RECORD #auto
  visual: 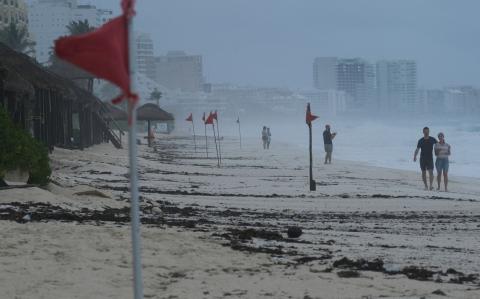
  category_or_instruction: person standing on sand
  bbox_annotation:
[266,128,271,149]
[414,127,437,190]
[434,132,451,192]
[261,126,268,149]
[323,124,336,164]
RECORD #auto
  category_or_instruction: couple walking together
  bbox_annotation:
[414,127,451,191]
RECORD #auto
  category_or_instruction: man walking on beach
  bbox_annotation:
[323,124,336,164]
[414,127,437,190]
[261,126,268,149]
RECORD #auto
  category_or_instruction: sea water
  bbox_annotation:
[248,119,480,179]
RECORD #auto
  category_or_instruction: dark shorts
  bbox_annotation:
[435,158,449,173]
[420,156,434,171]
[324,144,333,153]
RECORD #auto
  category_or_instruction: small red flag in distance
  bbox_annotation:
[186,113,193,122]
[306,103,318,125]
[205,112,214,125]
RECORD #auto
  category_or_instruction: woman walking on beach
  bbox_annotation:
[434,132,451,192]
[261,126,268,149]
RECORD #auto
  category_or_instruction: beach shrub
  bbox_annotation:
[0,106,51,185]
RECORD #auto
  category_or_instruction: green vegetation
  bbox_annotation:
[0,106,51,186]
[0,22,35,54]
[66,19,95,36]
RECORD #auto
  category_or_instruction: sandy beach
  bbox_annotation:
[1,135,480,299]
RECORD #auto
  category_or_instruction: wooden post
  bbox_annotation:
[309,122,316,191]
[147,120,152,147]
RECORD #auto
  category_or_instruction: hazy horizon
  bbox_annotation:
[81,0,480,90]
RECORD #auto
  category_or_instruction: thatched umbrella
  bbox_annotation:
[136,103,174,146]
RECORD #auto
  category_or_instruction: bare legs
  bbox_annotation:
[422,170,434,190]
[436,171,441,190]
[436,170,449,192]
[324,152,332,164]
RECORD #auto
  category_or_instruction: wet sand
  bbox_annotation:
[1,135,480,298]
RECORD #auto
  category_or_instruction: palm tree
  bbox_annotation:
[50,20,97,91]
[0,22,35,54]
[66,19,95,36]
[150,88,162,106]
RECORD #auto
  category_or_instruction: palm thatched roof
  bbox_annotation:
[137,103,174,121]
[0,42,104,109]
[103,103,128,121]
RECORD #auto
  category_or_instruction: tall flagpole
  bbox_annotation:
[192,120,197,153]
[127,14,144,299]
[237,117,242,149]
[204,122,208,158]
[215,117,222,164]
[212,123,220,167]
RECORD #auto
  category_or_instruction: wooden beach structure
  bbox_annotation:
[0,42,123,150]
[137,103,175,146]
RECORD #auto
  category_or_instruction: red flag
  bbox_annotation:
[306,103,318,125]
[212,110,218,121]
[205,112,214,125]
[54,0,137,107]
[186,113,193,122]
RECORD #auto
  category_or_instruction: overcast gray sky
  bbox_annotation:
[97,0,479,89]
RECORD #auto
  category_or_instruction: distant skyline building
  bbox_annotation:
[313,57,375,111]
[0,0,29,30]
[444,86,480,115]
[135,32,156,81]
[28,0,113,63]
[313,57,337,90]
[301,89,347,117]
[376,60,417,113]
[155,51,204,92]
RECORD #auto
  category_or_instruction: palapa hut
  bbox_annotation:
[0,42,122,150]
[137,103,175,132]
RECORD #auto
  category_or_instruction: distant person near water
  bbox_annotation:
[434,132,451,192]
[266,128,271,149]
[323,124,337,164]
[414,127,437,190]
[262,126,268,149]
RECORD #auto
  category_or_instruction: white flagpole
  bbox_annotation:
[237,117,242,149]
[215,117,222,165]
[127,14,144,299]
[192,119,197,153]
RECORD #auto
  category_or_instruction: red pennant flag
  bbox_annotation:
[306,103,318,125]
[205,112,214,125]
[54,0,137,108]
[212,110,218,121]
[186,113,193,122]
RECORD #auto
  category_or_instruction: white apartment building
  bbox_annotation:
[300,90,347,117]
[135,32,156,81]
[313,57,375,111]
[28,0,113,63]
[0,0,29,30]
[155,51,204,92]
[376,60,417,113]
